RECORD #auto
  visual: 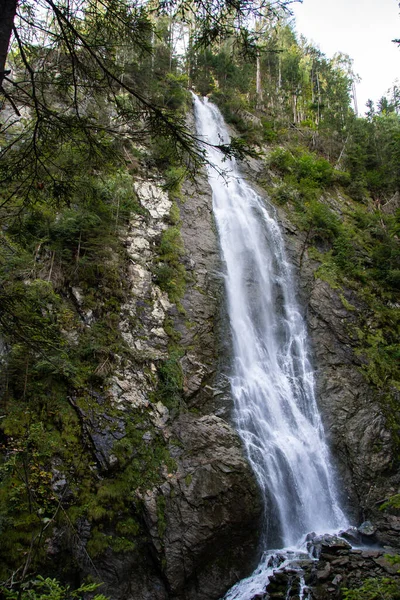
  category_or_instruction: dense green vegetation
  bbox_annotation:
[0,2,194,590]
[192,13,400,599]
[0,146,183,586]
[0,0,399,597]
[188,12,400,445]
[343,575,400,600]
[1,577,108,600]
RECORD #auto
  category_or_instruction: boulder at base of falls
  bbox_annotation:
[143,412,263,600]
[264,545,400,600]
[357,520,377,537]
[338,526,362,545]
[306,533,351,558]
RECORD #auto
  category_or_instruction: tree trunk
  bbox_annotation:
[352,80,358,115]
[0,0,17,87]
[277,54,282,91]
[169,18,173,71]
[256,53,263,109]
[316,71,321,126]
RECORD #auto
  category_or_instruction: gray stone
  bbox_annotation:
[358,521,377,536]
[143,413,263,598]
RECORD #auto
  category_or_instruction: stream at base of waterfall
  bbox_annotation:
[191,94,350,600]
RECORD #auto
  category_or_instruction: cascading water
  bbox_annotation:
[191,94,348,599]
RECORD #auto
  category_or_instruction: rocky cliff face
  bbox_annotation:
[79,169,263,600]
[136,172,262,599]
[238,153,400,548]
[141,153,400,598]
[279,214,400,546]
[40,140,398,600]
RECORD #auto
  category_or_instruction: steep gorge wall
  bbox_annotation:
[279,210,400,544]
[137,148,400,598]
[2,117,398,600]
[237,149,399,537]
[115,151,400,598]
[81,167,263,600]
[138,171,263,600]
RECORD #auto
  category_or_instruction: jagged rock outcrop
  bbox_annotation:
[240,156,400,547]
[80,173,262,600]
[47,138,397,600]
[144,413,262,599]
[264,536,400,600]
[281,219,400,543]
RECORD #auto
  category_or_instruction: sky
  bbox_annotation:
[291,0,400,115]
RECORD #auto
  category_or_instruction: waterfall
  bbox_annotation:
[191,95,348,598]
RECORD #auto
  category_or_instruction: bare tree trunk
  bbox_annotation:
[0,0,17,87]
[311,64,315,104]
[316,71,321,126]
[169,18,173,71]
[277,54,282,92]
[352,80,358,115]
[186,21,191,86]
[256,53,263,109]
[335,135,349,170]
[151,29,155,74]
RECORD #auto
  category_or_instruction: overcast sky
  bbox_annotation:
[291,0,400,115]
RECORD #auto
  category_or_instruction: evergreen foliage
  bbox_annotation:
[0,0,399,595]
[1,576,108,600]
[343,576,400,600]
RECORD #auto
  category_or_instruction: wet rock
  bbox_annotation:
[358,520,377,536]
[143,413,263,599]
[173,172,223,414]
[373,554,400,575]
[332,574,343,586]
[339,526,362,545]
[282,221,399,540]
[294,545,400,599]
[67,394,126,470]
[307,533,351,558]
[316,562,331,581]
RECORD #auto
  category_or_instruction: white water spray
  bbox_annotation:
[191,95,348,599]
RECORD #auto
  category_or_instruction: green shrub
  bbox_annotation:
[156,351,184,411]
[0,576,108,600]
[303,200,341,241]
[163,166,186,199]
[154,225,186,303]
[296,153,334,187]
[332,234,357,273]
[269,147,335,188]
[343,577,400,600]
[333,169,351,187]
[270,182,299,205]
[261,119,278,143]
[268,148,295,174]
[164,73,190,112]
[347,178,368,202]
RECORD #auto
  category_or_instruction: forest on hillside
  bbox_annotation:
[0,1,399,598]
